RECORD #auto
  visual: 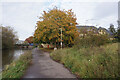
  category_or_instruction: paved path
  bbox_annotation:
[23,48,76,78]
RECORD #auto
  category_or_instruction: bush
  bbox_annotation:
[50,43,119,78]
[74,34,110,49]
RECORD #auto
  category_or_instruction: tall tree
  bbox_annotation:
[1,25,18,49]
[34,8,79,47]
[109,24,116,35]
[117,27,120,42]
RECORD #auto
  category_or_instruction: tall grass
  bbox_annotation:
[50,43,119,78]
[2,51,32,78]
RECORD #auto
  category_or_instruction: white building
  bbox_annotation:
[16,40,24,44]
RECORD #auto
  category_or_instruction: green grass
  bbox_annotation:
[2,51,32,79]
[50,43,119,78]
[40,48,54,53]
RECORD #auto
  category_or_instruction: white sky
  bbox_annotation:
[0,0,119,40]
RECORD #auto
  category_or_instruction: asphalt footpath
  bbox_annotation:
[23,48,77,78]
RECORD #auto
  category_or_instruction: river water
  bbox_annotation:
[1,49,30,72]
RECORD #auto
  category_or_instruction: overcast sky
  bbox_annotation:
[0,0,119,40]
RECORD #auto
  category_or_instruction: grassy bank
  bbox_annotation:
[40,48,54,53]
[2,51,32,79]
[50,43,119,78]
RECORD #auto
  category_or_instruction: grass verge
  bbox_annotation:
[50,43,119,78]
[40,48,54,53]
[2,51,32,79]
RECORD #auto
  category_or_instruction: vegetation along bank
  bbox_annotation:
[2,51,32,78]
[50,43,119,78]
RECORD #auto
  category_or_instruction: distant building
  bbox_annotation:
[76,25,98,32]
[76,25,97,30]
[76,25,112,36]
[97,27,113,35]
[16,40,24,44]
[76,25,97,37]
[98,27,106,35]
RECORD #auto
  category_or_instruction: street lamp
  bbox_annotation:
[59,28,62,50]
[54,28,62,51]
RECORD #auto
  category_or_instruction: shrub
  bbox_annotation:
[51,43,119,78]
[74,34,110,49]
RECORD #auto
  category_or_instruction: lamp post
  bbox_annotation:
[54,28,62,51]
[59,28,62,50]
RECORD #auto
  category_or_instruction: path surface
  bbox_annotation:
[23,48,76,78]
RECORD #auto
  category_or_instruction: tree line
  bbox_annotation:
[33,7,120,48]
[1,7,120,49]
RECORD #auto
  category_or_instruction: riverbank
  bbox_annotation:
[2,51,32,78]
[2,49,31,70]
[50,43,119,78]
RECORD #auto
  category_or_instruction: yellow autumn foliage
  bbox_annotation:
[34,7,79,46]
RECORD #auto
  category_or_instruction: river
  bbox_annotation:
[1,49,30,71]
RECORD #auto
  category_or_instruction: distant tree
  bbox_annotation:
[34,7,79,47]
[117,27,120,42]
[1,25,18,49]
[109,24,116,35]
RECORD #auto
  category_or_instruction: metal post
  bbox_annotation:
[60,28,62,50]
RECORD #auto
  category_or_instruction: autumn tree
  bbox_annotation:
[34,8,79,47]
[25,36,34,43]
